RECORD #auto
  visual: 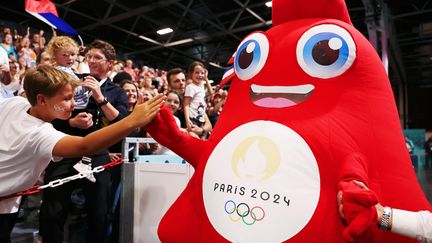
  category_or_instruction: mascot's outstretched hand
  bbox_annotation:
[145,106,183,145]
[338,180,379,242]
[145,106,207,167]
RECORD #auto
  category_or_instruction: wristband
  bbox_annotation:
[97,97,109,106]
[379,207,392,231]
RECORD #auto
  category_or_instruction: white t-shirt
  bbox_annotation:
[0,96,67,213]
[184,83,206,123]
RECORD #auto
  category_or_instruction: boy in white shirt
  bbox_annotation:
[0,65,164,242]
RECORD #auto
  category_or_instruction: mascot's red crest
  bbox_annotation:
[272,0,352,26]
[147,0,431,242]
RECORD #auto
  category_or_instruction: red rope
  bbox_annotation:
[101,158,124,169]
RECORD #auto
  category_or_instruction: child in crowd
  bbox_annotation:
[207,90,227,127]
[165,91,184,131]
[183,61,211,130]
[46,36,90,110]
[0,65,165,242]
[153,91,197,155]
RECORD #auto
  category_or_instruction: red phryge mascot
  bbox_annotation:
[146,0,431,242]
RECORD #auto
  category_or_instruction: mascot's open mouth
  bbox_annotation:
[250,84,314,108]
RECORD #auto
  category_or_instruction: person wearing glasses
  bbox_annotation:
[39,40,129,243]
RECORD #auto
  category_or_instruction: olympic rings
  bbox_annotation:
[224,200,265,225]
[236,202,250,217]
[250,206,265,221]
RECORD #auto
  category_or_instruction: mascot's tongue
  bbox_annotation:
[254,97,296,108]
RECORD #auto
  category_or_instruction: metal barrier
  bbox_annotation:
[119,137,193,243]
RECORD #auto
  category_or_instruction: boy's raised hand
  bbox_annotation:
[129,94,165,127]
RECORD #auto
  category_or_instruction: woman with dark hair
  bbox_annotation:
[120,80,140,113]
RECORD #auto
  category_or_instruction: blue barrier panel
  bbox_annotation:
[136,155,186,164]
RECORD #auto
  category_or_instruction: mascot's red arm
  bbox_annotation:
[144,106,208,168]
[338,153,379,241]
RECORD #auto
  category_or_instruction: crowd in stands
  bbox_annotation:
[0,24,228,141]
[0,23,227,243]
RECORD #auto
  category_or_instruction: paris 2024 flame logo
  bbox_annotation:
[203,121,321,242]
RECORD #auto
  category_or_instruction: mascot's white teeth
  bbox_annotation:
[250,84,314,108]
[251,84,315,94]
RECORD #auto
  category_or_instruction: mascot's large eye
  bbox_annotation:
[296,24,356,79]
[234,32,269,80]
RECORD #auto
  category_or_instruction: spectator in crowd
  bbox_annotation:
[133,67,140,80]
[39,40,129,243]
[147,67,156,80]
[338,180,432,242]
[207,90,227,127]
[36,51,51,66]
[0,46,12,98]
[121,80,141,113]
[141,88,154,103]
[12,29,21,42]
[17,29,37,69]
[17,56,27,76]
[183,61,213,138]
[158,70,169,94]
[2,60,21,95]
[152,90,197,155]
[112,71,132,86]
[0,26,11,43]
[1,26,11,37]
[0,65,165,243]
[164,91,183,129]
[30,29,46,55]
[123,59,137,81]
[140,76,158,97]
[109,60,124,80]
[167,67,186,95]
[405,136,415,154]
[75,46,90,74]
[139,65,149,78]
[167,67,211,138]
[1,32,17,61]
[405,135,418,166]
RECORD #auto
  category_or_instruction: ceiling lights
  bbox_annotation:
[157,27,173,35]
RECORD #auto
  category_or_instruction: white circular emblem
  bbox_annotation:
[203,121,320,242]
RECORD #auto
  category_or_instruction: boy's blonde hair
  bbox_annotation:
[45,36,79,60]
[24,65,80,105]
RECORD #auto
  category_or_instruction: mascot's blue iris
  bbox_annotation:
[235,40,261,74]
[303,32,349,72]
[234,32,269,81]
